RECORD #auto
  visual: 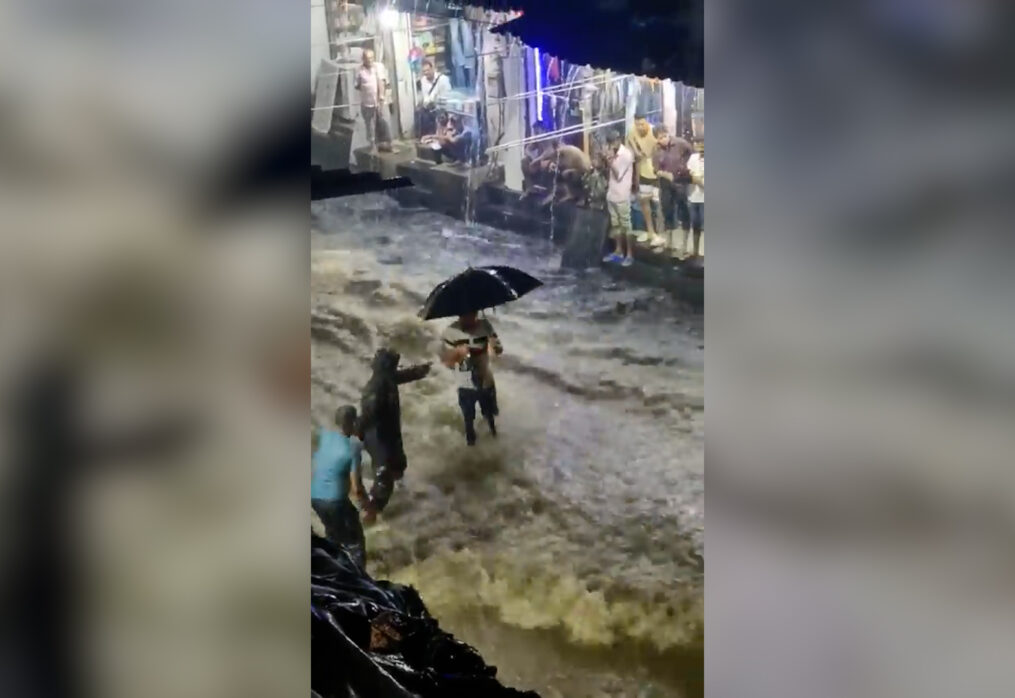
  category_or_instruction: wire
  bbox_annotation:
[486,108,663,153]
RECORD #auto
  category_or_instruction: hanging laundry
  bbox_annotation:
[547,56,561,84]
[409,45,424,74]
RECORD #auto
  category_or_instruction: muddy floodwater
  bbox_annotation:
[311,194,703,698]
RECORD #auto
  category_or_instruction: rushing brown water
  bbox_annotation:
[311,194,703,697]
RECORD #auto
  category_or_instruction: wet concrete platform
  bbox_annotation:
[352,144,417,180]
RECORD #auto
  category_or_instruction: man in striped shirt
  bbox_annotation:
[439,312,503,446]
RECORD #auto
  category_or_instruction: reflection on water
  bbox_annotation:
[311,194,703,697]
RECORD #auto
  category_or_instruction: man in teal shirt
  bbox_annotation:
[311,405,367,568]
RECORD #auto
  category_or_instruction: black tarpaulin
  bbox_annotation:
[311,534,541,698]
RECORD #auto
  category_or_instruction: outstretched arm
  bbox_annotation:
[395,363,431,384]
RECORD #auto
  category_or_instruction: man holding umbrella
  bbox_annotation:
[440,312,503,446]
[419,265,543,447]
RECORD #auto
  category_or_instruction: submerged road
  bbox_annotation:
[311,194,703,698]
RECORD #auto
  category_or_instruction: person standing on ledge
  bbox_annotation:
[627,113,664,247]
[440,312,503,446]
[311,405,367,568]
[416,59,451,136]
[356,49,393,153]
[685,139,705,259]
[652,125,693,256]
[602,129,636,267]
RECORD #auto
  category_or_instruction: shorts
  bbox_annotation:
[607,200,633,238]
[637,177,660,202]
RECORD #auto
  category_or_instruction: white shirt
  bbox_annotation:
[357,63,388,108]
[441,319,501,390]
[606,144,635,204]
[687,152,704,203]
[419,72,451,106]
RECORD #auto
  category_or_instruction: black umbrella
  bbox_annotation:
[418,266,543,321]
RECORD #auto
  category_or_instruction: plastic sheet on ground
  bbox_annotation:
[311,534,542,698]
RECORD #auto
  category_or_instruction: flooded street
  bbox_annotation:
[311,194,703,697]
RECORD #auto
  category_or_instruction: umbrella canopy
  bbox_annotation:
[419,266,543,321]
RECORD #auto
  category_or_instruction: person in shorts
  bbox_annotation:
[627,113,665,247]
[602,130,636,266]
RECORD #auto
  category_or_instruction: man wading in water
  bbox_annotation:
[440,312,503,446]
[311,406,367,568]
[358,348,430,524]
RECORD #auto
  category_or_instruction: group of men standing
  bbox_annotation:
[516,114,704,267]
[604,114,705,265]
[311,313,504,568]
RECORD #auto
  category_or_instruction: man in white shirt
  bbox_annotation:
[602,130,636,267]
[356,49,392,152]
[439,312,503,446]
[685,140,704,259]
[416,59,451,136]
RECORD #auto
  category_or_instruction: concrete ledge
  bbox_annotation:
[311,126,354,171]
[602,260,704,309]
[352,145,417,179]
[372,160,704,305]
[394,160,474,219]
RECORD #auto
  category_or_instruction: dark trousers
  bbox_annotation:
[689,202,704,232]
[660,182,691,231]
[363,429,405,514]
[415,106,438,136]
[312,498,366,569]
[458,386,498,445]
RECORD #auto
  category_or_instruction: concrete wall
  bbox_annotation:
[501,42,525,191]
[663,80,677,136]
[311,0,330,89]
[388,16,414,140]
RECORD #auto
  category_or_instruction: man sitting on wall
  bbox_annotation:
[521,124,554,198]
[542,139,592,206]
[416,59,451,136]
[422,112,476,166]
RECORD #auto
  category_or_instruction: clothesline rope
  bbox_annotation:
[486,108,663,154]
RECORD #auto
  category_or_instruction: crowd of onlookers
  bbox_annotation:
[613,114,705,264]
[357,47,704,265]
[519,114,704,265]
